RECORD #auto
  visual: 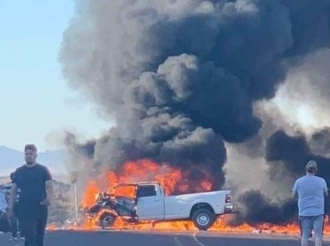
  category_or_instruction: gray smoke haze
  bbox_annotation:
[59,0,330,223]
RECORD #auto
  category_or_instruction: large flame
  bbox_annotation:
[81,159,213,209]
[50,159,330,236]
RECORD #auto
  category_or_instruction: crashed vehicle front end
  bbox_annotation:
[84,185,139,228]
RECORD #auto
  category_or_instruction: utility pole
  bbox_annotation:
[70,171,78,223]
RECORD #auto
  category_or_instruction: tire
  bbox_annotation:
[192,208,216,231]
[99,211,117,229]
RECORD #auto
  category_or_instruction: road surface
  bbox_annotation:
[1,230,330,246]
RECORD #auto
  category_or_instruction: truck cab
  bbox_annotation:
[135,183,165,221]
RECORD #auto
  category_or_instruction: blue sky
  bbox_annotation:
[0,0,109,152]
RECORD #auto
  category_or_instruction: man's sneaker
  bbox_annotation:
[9,237,18,240]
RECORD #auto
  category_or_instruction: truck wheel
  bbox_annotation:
[192,208,216,231]
[99,212,117,229]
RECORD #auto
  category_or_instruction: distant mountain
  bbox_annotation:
[0,146,68,176]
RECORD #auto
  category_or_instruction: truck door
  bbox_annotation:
[136,184,164,221]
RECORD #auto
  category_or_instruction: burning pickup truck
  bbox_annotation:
[84,181,237,231]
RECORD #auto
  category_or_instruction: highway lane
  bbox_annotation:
[1,230,330,246]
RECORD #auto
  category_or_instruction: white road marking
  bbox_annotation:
[193,232,206,246]
[174,236,186,246]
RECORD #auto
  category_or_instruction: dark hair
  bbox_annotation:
[305,160,318,173]
[24,144,37,152]
[307,166,317,173]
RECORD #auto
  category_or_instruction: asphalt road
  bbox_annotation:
[1,230,330,246]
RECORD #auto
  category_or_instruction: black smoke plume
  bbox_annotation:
[59,0,330,223]
[232,128,330,225]
[233,190,297,226]
[266,129,330,214]
[267,129,330,181]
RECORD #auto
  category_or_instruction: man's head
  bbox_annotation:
[24,144,37,165]
[305,160,318,174]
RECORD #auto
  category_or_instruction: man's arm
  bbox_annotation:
[292,181,297,199]
[323,179,329,197]
[44,167,53,204]
[8,184,18,210]
[45,180,53,203]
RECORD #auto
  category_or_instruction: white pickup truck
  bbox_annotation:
[85,181,237,231]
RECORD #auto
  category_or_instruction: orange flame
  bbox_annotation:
[48,159,330,236]
[81,180,100,208]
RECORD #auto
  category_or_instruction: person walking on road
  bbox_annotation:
[0,186,10,233]
[5,172,25,240]
[292,160,328,246]
[8,144,53,246]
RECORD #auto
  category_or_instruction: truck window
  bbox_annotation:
[137,185,157,198]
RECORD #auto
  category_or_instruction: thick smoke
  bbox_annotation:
[227,47,330,225]
[265,129,330,215]
[227,127,330,225]
[59,0,330,224]
[266,128,330,185]
[231,190,297,226]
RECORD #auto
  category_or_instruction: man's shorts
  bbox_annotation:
[299,215,324,239]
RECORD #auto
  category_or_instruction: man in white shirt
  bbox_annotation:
[0,187,10,233]
[0,188,7,213]
[292,160,328,246]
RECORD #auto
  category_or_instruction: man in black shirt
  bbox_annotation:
[8,144,53,246]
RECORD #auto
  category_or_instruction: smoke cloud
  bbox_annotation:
[265,129,330,214]
[226,48,330,224]
[59,0,330,224]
